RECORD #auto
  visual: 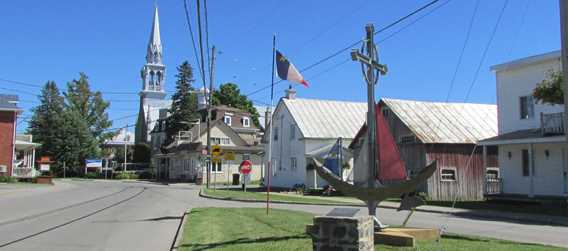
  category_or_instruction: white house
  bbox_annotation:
[264,88,367,188]
[480,51,568,198]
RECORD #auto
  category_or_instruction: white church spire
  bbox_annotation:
[146,5,162,64]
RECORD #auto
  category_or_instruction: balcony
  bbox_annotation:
[540,112,565,136]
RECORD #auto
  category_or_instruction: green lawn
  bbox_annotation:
[179,207,566,251]
[202,188,357,205]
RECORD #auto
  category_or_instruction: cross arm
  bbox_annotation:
[350,49,388,75]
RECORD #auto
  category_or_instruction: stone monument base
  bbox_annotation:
[375,227,440,247]
[306,215,374,251]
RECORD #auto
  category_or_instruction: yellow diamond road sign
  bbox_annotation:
[212,145,222,157]
[212,156,222,164]
[224,151,235,161]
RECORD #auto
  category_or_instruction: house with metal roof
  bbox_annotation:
[349,98,498,201]
[151,105,264,183]
[263,88,367,189]
[479,51,568,198]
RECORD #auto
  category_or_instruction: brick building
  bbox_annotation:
[0,94,22,177]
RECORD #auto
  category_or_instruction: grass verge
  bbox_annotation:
[179,207,566,251]
[202,187,357,205]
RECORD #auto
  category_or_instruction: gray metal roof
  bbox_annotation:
[282,98,367,139]
[382,98,497,144]
[0,94,20,111]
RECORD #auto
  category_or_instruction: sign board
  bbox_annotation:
[212,145,222,157]
[40,164,50,172]
[224,151,235,161]
[201,149,208,155]
[85,159,103,168]
[239,160,252,175]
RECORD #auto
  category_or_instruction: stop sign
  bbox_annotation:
[239,160,252,174]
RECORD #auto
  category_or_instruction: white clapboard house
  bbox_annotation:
[480,51,568,198]
[263,88,367,189]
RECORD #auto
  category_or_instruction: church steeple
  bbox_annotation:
[141,5,166,93]
[146,6,162,64]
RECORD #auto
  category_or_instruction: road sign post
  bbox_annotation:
[239,160,252,192]
[224,151,235,186]
[211,145,222,190]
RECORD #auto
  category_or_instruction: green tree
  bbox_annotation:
[133,143,151,163]
[28,81,66,174]
[212,83,261,128]
[533,70,564,105]
[57,108,98,175]
[65,73,114,145]
[166,61,199,145]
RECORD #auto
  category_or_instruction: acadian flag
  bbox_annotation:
[276,50,309,87]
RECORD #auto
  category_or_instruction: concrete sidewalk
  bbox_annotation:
[204,191,568,227]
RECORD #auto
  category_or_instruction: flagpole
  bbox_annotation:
[267,34,276,215]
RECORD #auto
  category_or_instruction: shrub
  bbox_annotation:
[114,172,139,180]
[293,183,306,195]
[0,176,17,183]
[138,170,154,180]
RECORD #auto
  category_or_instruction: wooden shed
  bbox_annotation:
[376,98,499,201]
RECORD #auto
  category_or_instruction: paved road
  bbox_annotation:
[0,180,567,250]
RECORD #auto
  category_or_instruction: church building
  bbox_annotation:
[135,6,207,145]
[135,6,170,144]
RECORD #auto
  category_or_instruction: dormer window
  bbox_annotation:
[242,117,250,127]
[224,115,232,126]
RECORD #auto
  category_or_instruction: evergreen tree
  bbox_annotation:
[65,73,114,145]
[165,61,199,145]
[28,81,66,173]
[212,83,261,128]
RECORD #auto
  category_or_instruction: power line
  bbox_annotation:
[445,0,480,102]
[183,0,205,85]
[244,0,444,98]
[464,0,510,101]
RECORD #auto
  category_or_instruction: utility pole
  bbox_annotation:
[124,125,128,172]
[560,1,568,191]
[350,24,388,224]
[559,0,568,141]
[209,46,217,189]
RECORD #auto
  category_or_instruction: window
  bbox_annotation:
[382,108,390,118]
[399,135,416,144]
[522,149,530,177]
[486,167,500,180]
[224,115,232,126]
[441,167,457,182]
[242,117,250,127]
[212,161,223,172]
[274,127,279,141]
[290,124,296,140]
[242,154,250,161]
[519,96,534,119]
[212,137,231,145]
[291,157,297,170]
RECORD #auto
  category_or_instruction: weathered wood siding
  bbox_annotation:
[425,144,484,201]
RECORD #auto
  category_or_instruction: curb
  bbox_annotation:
[170,209,191,251]
[198,189,360,207]
[199,190,568,227]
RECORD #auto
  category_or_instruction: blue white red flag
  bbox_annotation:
[276,50,309,87]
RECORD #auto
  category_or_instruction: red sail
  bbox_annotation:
[376,104,407,181]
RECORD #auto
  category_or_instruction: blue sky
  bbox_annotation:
[0,0,561,133]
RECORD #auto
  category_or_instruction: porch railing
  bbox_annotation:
[485,178,501,195]
[541,112,565,136]
[12,167,38,178]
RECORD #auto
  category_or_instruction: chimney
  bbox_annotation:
[284,85,296,99]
